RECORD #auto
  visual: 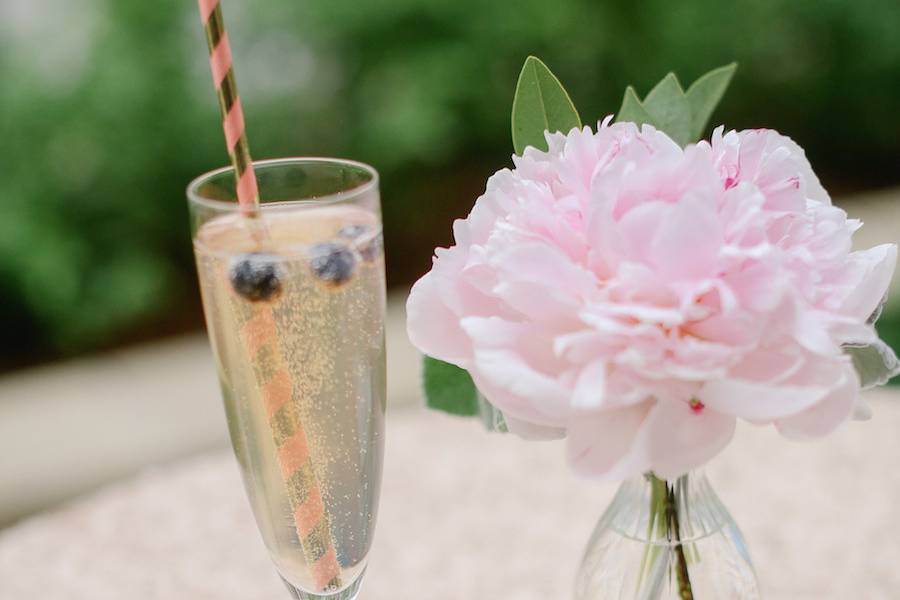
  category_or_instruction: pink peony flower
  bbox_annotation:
[407,119,898,480]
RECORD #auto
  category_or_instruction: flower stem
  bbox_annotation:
[663,477,694,600]
[637,475,668,594]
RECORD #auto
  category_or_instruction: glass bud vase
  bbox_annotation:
[575,471,760,600]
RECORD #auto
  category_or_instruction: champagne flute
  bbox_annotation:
[188,158,385,600]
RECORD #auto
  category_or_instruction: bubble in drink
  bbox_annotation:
[193,206,385,594]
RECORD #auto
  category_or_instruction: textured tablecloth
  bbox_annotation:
[2,394,900,600]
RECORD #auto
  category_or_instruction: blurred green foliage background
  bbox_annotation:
[2,0,899,367]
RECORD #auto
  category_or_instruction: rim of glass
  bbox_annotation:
[186,157,379,212]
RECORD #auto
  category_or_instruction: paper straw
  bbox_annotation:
[198,0,259,210]
[241,309,342,592]
[197,0,342,591]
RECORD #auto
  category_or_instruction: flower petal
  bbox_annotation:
[838,244,897,321]
[571,361,607,411]
[566,401,653,480]
[642,400,736,480]
[469,369,567,428]
[698,367,834,421]
[775,362,859,440]
[406,271,471,365]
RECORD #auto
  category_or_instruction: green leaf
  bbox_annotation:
[511,56,581,155]
[845,341,900,388]
[615,85,657,127]
[685,63,738,141]
[642,73,692,146]
[614,64,738,146]
[423,356,480,416]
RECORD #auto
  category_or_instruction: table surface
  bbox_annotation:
[2,394,900,600]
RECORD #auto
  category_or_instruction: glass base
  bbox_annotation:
[281,570,365,600]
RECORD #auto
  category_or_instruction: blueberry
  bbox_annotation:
[337,224,382,262]
[229,252,283,302]
[309,242,356,286]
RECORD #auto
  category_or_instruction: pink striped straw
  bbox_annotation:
[198,0,259,210]
[196,1,343,593]
[240,309,343,592]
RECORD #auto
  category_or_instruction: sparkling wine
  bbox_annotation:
[194,205,385,595]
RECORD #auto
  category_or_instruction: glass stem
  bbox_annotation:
[658,475,694,599]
